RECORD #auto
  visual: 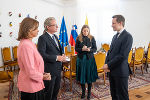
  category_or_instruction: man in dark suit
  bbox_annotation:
[103,15,133,100]
[38,17,66,100]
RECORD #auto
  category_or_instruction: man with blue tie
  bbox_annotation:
[103,15,133,100]
[38,17,66,100]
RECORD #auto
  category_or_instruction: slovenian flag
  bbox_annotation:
[69,25,78,47]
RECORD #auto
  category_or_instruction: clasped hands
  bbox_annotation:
[82,45,90,52]
[102,64,110,72]
[43,72,51,80]
[57,54,66,62]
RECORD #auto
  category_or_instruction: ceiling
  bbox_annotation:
[42,0,77,7]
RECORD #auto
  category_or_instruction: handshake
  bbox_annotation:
[57,54,66,62]
[82,45,91,52]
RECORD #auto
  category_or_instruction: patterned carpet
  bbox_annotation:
[9,69,150,100]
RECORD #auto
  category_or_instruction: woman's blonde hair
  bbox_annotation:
[77,25,93,42]
[17,18,39,41]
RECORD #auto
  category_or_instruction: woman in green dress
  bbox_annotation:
[75,25,98,99]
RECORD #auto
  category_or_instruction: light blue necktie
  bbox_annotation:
[52,35,59,49]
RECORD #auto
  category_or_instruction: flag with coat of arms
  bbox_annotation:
[69,25,78,54]
[69,25,78,47]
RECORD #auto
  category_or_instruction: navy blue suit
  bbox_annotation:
[38,32,63,100]
[105,29,133,100]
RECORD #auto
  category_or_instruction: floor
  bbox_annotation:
[1,82,150,100]
[0,82,9,100]
[129,84,150,100]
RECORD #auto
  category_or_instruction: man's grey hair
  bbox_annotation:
[44,17,56,31]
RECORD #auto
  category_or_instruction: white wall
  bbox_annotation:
[0,0,150,66]
[119,0,150,48]
[64,0,150,49]
[0,0,63,66]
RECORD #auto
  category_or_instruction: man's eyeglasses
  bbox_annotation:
[49,24,58,27]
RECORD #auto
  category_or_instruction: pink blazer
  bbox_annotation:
[17,39,44,93]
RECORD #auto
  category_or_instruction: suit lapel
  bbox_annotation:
[110,34,118,51]
[110,30,126,52]
[45,33,60,51]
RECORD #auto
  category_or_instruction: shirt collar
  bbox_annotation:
[116,28,125,38]
[118,28,125,34]
[46,31,55,37]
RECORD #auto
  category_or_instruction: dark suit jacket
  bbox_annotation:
[75,36,97,59]
[37,32,63,76]
[105,29,133,77]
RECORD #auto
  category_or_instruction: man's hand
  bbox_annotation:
[57,55,64,61]
[62,54,66,62]
[57,55,66,62]
[103,64,108,69]
[103,64,110,72]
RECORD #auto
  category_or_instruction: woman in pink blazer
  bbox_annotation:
[17,18,51,100]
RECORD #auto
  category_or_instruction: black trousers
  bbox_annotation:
[21,89,44,100]
[44,75,61,100]
[109,76,129,100]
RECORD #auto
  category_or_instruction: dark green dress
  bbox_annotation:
[75,36,98,84]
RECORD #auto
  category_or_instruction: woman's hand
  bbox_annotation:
[82,45,88,51]
[87,48,90,52]
[82,45,91,52]
[43,73,51,80]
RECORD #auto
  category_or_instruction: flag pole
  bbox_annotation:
[85,14,88,25]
